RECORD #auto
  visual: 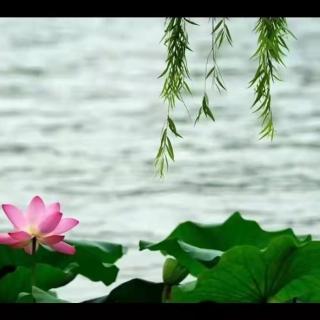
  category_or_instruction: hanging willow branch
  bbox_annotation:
[196,17,232,124]
[155,17,197,177]
[160,17,194,108]
[250,18,295,140]
[155,17,294,177]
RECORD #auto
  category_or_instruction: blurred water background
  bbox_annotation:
[0,18,319,301]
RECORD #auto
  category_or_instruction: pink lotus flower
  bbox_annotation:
[0,196,79,255]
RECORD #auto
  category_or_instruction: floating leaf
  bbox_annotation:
[173,236,320,303]
[84,279,164,303]
[0,240,125,302]
[0,266,31,302]
[0,265,15,279]
[140,212,311,276]
[17,287,69,303]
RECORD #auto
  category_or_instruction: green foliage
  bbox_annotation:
[154,117,183,177]
[250,18,294,140]
[160,18,193,109]
[140,212,310,276]
[84,279,164,303]
[0,266,32,302]
[18,287,70,303]
[155,18,197,177]
[3,212,320,304]
[162,257,188,285]
[195,93,215,124]
[196,18,232,125]
[0,240,124,302]
[172,236,320,303]
[155,17,295,176]
[106,279,164,303]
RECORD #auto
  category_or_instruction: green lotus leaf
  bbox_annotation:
[84,279,164,303]
[140,212,311,276]
[172,236,320,303]
[17,286,69,303]
[0,240,125,302]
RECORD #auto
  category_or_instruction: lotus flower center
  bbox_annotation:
[27,225,41,237]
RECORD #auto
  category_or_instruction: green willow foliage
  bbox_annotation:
[155,18,193,177]
[250,18,295,140]
[196,18,232,125]
[155,17,294,177]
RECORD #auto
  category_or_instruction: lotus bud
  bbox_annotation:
[162,257,188,285]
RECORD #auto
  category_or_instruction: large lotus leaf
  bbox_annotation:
[34,240,125,285]
[0,265,16,279]
[0,266,31,302]
[172,236,320,303]
[0,240,125,302]
[17,287,69,303]
[0,263,77,302]
[84,279,164,303]
[140,212,311,276]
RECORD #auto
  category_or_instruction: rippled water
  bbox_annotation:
[0,18,320,301]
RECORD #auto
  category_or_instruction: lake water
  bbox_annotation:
[0,18,320,302]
